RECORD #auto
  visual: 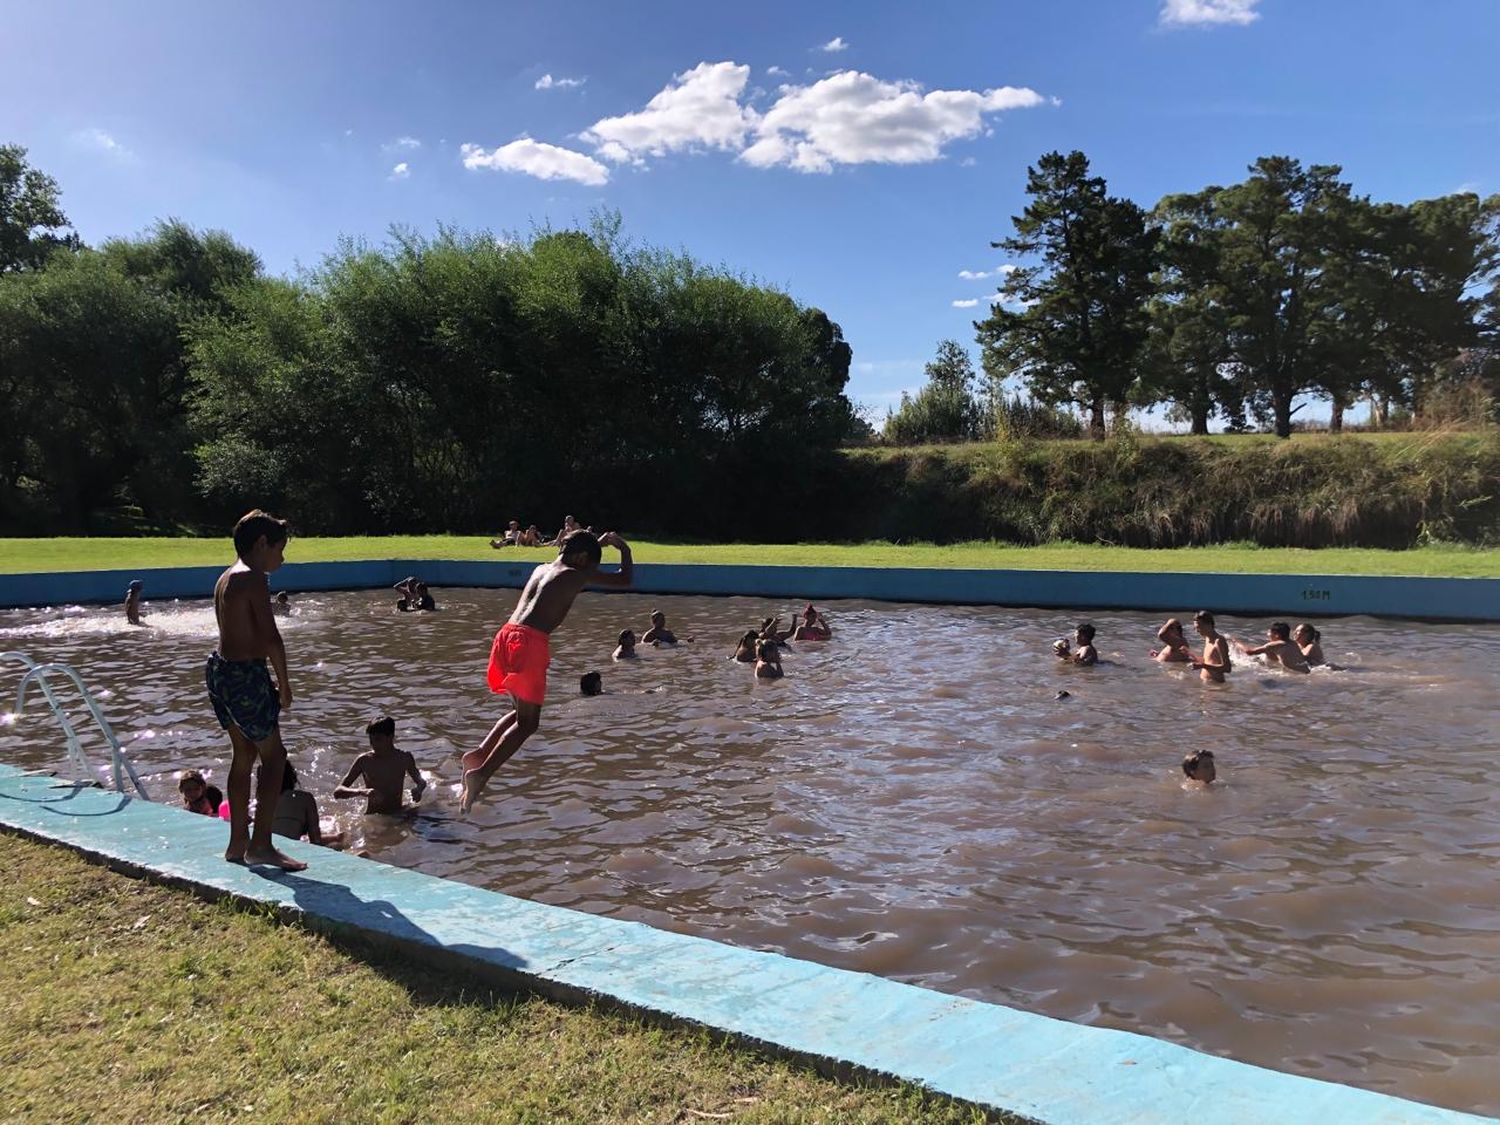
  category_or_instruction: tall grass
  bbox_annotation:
[833,431,1500,548]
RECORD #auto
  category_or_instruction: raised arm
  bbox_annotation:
[589,532,634,589]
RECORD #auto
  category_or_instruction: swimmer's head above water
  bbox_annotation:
[1267,621,1291,641]
[366,715,396,751]
[1075,623,1096,645]
[1194,610,1217,635]
[232,509,290,571]
[580,671,603,696]
[1182,749,1217,785]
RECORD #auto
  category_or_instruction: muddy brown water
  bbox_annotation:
[2,589,1498,1113]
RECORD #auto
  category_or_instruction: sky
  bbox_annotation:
[3,0,1498,420]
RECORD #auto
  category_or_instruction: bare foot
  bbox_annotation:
[244,845,308,872]
[459,770,482,815]
[225,849,247,865]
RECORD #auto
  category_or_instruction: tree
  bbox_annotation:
[978,151,1158,439]
[883,339,983,444]
[0,145,78,272]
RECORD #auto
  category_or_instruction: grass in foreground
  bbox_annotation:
[1,536,1497,577]
[0,832,1000,1124]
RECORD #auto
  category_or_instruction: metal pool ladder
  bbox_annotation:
[1,651,151,800]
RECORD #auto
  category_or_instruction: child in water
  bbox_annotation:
[642,610,690,645]
[1182,749,1217,789]
[264,761,343,847]
[124,580,144,626]
[790,605,831,641]
[335,716,427,814]
[613,630,638,660]
[1054,623,1098,666]
[1191,610,1232,684]
[1152,619,1191,663]
[753,639,784,679]
[178,769,216,816]
[1294,623,1327,667]
[580,671,603,696]
[1234,622,1310,674]
[732,630,759,663]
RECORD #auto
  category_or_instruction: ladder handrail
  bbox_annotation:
[4,651,151,800]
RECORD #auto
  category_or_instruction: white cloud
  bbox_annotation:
[741,72,1046,173]
[386,136,422,151]
[767,65,790,77]
[958,265,1015,280]
[581,61,757,163]
[1159,0,1260,27]
[818,36,850,53]
[390,162,411,180]
[535,73,586,90]
[951,298,981,308]
[74,127,131,158]
[460,138,609,186]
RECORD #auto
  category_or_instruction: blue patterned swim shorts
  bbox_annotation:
[205,652,280,742]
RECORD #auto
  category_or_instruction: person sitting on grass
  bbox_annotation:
[264,761,344,848]
[544,515,583,547]
[1182,749,1218,789]
[335,716,427,815]
[1233,622,1310,674]
[490,521,522,549]
[613,629,638,660]
[124,579,144,626]
[754,639,784,680]
[520,524,542,547]
[1152,618,1191,663]
[790,604,832,641]
[1054,623,1098,666]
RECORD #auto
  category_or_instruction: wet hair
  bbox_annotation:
[1076,623,1096,642]
[204,784,223,809]
[1296,622,1321,642]
[559,529,601,566]
[275,591,289,602]
[1182,749,1217,782]
[416,582,429,594]
[178,769,206,793]
[232,509,289,559]
[579,671,602,696]
[650,609,665,622]
[803,603,817,620]
[255,761,298,793]
[1194,610,1216,628]
[618,629,634,646]
[1269,621,1291,640]
[1161,617,1183,635]
[127,580,143,592]
[366,715,396,740]
[755,639,776,661]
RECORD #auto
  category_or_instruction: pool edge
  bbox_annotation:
[0,765,1487,1125]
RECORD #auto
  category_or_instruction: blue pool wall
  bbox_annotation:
[1,558,1496,621]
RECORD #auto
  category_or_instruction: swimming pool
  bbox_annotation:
[3,589,1498,1113]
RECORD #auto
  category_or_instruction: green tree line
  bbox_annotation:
[0,146,858,535]
[887,151,1500,444]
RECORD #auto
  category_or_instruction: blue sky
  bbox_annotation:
[3,0,1497,419]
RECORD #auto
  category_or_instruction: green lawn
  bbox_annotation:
[0,832,997,1124]
[0,535,1497,577]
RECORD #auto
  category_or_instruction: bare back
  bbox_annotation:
[509,560,592,634]
[214,562,277,660]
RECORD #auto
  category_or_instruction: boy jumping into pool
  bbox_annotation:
[207,509,305,870]
[460,529,634,813]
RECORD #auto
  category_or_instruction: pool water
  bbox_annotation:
[3,588,1498,1113]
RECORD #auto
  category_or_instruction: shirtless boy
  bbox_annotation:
[613,629,638,660]
[1054,623,1098,666]
[641,610,685,645]
[335,716,426,814]
[1152,618,1191,663]
[124,580,144,626]
[206,509,305,870]
[1191,610,1232,684]
[460,530,633,813]
[1234,621,1311,673]
[1182,749,1217,788]
[754,639,784,679]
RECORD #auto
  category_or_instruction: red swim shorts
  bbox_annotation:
[486,622,550,705]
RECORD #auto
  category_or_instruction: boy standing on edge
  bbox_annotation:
[207,509,306,871]
[460,529,633,813]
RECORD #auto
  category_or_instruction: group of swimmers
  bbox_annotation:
[190,506,1341,868]
[394,576,437,612]
[125,581,292,624]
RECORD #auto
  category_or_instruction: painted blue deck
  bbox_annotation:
[0,764,1484,1125]
[1,557,1497,621]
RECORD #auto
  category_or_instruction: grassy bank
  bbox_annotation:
[0,832,995,1123]
[0,536,1498,577]
[826,431,1500,549]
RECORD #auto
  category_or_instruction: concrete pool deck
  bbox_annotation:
[1,558,1498,620]
[0,763,1486,1125]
